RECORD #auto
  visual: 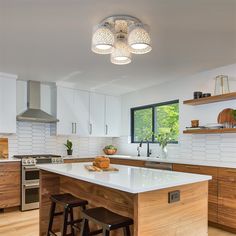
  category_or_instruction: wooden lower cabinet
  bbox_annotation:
[64,158,94,163]
[0,161,20,209]
[218,168,236,231]
[173,164,218,224]
[110,158,145,167]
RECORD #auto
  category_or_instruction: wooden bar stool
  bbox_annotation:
[47,193,88,236]
[80,207,133,236]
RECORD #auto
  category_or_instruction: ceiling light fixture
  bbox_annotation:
[91,15,152,65]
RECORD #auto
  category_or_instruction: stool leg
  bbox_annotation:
[123,226,131,236]
[62,207,69,236]
[47,201,56,236]
[80,218,89,236]
[102,228,110,236]
[69,207,75,236]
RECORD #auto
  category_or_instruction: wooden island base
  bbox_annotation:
[40,170,208,236]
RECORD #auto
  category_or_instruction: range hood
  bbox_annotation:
[17,81,59,123]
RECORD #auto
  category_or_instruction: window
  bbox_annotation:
[131,100,179,143]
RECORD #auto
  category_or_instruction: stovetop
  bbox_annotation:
[14,154,63,165]
[14,154,61,159]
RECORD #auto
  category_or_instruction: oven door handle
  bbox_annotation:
[23,166,39,171]
[23,183,39,189]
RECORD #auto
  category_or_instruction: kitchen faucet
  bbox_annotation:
[137,141,143,156]
[138,140,152,157]
[146,140,152,157]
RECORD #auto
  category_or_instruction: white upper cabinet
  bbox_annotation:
[105,96,121,137]
[57,86,90,136]
[74,90,90,137]
[57,86,77,135]
[89,93,105,137]
[56,86,121,137]
[0,74,17,133]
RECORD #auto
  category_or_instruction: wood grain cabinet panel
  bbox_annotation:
[110,158,146,167]
[0,162,20,208]
[172,164,218,223]
[218,168,236,229]
[64,158,94,164]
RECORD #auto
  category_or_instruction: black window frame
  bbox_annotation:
[131,99,179,144]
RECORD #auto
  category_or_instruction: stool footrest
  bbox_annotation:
[53,212,63,216]
[89,229,103,235]
[68,218,83,225]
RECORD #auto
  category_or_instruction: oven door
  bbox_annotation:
[22,166,39,184]
[22,183,39,211]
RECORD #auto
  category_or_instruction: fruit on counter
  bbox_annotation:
[103,145,117,155]
[93,156,110,169]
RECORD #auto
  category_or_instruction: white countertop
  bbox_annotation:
[108,155,236,169]
[62,154,236,169]
[0,157,21,162]
[38,162,211,194]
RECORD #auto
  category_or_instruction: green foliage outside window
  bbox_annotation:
[155,103,179,141]
[133,108,152,142]
[132,101,179,143]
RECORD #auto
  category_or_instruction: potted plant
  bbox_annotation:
[103,145,117,155]
[64,139,73,155]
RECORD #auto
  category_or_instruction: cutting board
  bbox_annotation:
[84,165,119,172]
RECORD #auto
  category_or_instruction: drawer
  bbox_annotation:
[218,168,236,182]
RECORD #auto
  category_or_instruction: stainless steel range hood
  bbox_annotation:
[17,81,59,123]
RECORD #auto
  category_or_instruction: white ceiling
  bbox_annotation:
[0,0,235,95]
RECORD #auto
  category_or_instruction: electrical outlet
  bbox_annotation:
[168,190,180,203]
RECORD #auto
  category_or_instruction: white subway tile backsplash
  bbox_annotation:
[113,133,236,164]
[5,122,112,157]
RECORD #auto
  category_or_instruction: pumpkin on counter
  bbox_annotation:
[93,156,110,169]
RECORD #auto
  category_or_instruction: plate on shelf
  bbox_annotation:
[204,123,223,129]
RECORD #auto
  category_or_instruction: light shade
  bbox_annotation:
[111,35,131,65]
[92,24,115,54]
[128,23,152,54]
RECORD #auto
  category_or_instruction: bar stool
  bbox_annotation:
[80,207,133,236]
[47,193,88,236]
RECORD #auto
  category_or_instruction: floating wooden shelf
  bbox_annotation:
[183,128,236,134]
[183,92,236,105]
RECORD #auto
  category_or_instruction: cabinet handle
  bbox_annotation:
[105,124,108,135]
[72,123,74,134]
[75,123,77,134]
[89,124,92,135]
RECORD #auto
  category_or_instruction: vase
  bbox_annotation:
[67,150,73,156]
[161,146,167,159]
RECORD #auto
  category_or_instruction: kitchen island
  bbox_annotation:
[38,162,211,236]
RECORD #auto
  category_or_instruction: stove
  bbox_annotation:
[14,154,63,211]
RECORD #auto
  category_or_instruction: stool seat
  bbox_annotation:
[47,193,88,236]
[81,207,133,231]
[50,193,88,207]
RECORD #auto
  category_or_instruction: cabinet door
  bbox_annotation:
[89,93,105,136]
[105,96,121,137]
[218,168,236,229]
[0,162,20,208]
[57,87,76,135]
[0,77,16,133]
[74,90,90,136]
[110,158,145,167]
[172,164,218,223]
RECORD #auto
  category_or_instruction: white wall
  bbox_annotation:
[113,64,236,162]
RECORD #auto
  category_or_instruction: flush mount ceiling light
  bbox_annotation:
[91,15,152,65]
